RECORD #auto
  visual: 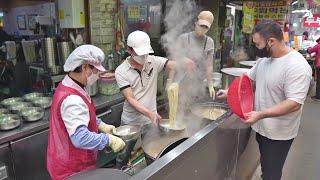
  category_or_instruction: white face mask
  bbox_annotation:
[86,70,99,87]
[195,24,209,36]
[133,54,148,65]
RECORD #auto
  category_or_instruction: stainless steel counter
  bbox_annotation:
[0,93,124,145]
[0,93,125,180]
[77,109,256,180]
[132,113,253,180]
[93,93,124,110]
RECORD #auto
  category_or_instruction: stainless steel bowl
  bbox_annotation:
[23,92,44,101]
[0,114,21,130]
[1,97,24,107]
[114,125,140,141]
[0,108,9,115]
[9,102,31,114]
[158,119,186,133]
[20,107,44,122]
[33,97,52,109]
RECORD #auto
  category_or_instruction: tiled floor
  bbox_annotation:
[281,97,320,180]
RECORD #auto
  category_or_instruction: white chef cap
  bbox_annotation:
[63,44,106,72]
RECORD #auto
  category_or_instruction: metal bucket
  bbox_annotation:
[41,38,61,75]
[221,68,250,89]
[21,40,37,64]
[57,42,73,65]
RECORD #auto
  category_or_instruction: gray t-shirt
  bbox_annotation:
[178,32,214,72]
[247,50,312,140]
[115,55,168,125]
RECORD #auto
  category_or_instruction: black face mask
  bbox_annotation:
[254,42,272,58]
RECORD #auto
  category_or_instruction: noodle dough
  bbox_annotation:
[200,107,226,120]
[167,83,179,128]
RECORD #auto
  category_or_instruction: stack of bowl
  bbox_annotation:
[0,98,23,130]
[22,92,50,122]
[1,97,24,107]
[23,92,52,109]
[0,114,21,130]
[20,107,44,122]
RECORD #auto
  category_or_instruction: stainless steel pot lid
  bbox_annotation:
[239,61,257,67]
[221,68,250,77]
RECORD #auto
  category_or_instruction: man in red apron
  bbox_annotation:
[47,45,125,180]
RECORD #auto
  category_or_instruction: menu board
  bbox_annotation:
[242,1,288,33]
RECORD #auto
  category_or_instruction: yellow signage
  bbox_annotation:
[128,6,140,19]
[80,12,85,26]
[59,9,65,20]
[242,1,288,33]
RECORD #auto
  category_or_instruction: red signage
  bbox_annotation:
[304,14,320,27]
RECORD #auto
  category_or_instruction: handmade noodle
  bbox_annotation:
[200,107,226,120]
[167,83,179,128]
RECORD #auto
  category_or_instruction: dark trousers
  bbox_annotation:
[316,68,320,99]
[256,133,294,180]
